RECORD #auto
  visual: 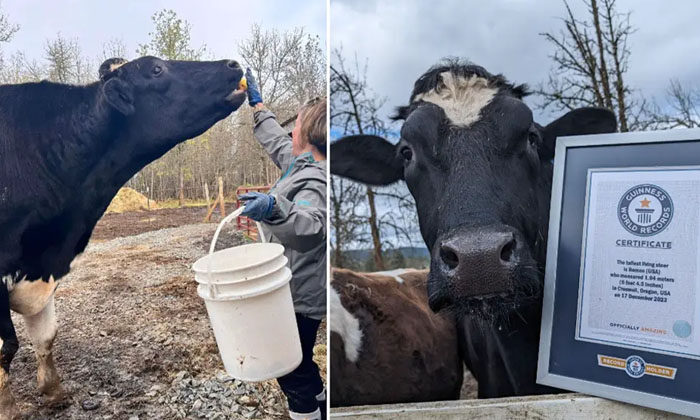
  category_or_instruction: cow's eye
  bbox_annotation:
[152,65,163,76]
[400,146,413,161]
[527,131,539,148]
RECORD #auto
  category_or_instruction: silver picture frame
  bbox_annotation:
[537,128,700,418]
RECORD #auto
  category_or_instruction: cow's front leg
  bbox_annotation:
[23,295,67,406]
[0,284,20,420]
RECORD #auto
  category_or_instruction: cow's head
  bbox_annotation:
[331,61,616,320]
[98,56,246,154]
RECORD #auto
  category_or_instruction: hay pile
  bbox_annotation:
[106,187,159,214]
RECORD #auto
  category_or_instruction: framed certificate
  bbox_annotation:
[537,128,700,417]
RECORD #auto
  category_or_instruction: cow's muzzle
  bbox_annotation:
[428,224,525,312]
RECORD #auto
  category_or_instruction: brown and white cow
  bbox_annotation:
[330,268,463,406]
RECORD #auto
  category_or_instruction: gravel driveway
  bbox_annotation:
[10,223,326,419]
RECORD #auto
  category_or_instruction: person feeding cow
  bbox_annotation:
[237,68,328,420]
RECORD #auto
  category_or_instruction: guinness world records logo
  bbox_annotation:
[618,184,674,237]
[625,355,646,378]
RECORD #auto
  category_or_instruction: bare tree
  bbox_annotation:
[44,34,93,84]
[331,48,419,270]
[330,176,367,268]
[331,48,388,270]
[102,38,128,60]
[0,2,18,72]
[538,0,639,131]
[0,1,17,42]
[138,9,206,207]
[645,80,700,129]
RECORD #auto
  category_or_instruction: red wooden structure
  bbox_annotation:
[236,185,271,240]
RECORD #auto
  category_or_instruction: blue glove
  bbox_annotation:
[239,192,275,221]
[245,68,262,107]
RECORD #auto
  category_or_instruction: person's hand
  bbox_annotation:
[239,192,275,221]
[245,68,263,107]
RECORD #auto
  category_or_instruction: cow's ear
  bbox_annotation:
[103,78,135,116]
[540,107,617,159]
[331,135,403,185]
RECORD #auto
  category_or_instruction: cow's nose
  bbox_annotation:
[226,60,241,70]
[439,231,517,269]
[432,226,522,300]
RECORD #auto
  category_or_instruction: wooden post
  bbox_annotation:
[204,182,211,211]
[204,177,226,222]
[218,177,225,218]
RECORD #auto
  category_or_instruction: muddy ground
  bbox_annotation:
[10,208,325,420]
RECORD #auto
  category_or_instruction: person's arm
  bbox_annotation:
[265,182,326,253]
[238,180,326,253]
[245,68,294,171]
[253,108,294,172]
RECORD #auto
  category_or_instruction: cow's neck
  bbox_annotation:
[39,83,121,186]
[460,301,558,398]
[75,126,180,246]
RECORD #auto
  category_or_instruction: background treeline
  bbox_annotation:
[330,0,700,271]
[0,8,325,205]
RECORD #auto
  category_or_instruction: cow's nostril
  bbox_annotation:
[440,246,459,270]
[227,60,240,69]
[500,237,517,263]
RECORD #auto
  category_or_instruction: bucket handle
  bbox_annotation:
[206,206,266,298]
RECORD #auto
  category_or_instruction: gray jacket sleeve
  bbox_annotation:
[253,109,294,172]
[264,180,326,253]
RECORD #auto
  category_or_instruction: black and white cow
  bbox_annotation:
[0,56,246,419]
[331,60,616,399]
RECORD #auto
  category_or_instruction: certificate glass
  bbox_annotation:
[537,129,700,418]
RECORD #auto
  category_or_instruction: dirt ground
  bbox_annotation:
[92,205,236,241]
[10,208,326,420]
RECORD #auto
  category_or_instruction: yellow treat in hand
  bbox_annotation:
[239,77,247,91]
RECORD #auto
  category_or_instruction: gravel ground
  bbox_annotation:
[10,223,326,419]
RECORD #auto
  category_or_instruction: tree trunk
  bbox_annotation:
[367,186,385,270]
[603,0,629,132]
[590,0,614,110]
[178,169,185,207]
[149,168,155,210]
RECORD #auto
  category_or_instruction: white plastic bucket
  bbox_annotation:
[192,207,302,381]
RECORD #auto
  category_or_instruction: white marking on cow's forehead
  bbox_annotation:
[330,287,363,363]
[413,71,498,127]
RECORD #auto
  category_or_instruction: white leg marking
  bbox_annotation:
[413,72,498,127]
[23,295,66,403]
[10,276,58,316]
[330,287,363,363]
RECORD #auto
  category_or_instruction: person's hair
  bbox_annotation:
[298,97,327,156]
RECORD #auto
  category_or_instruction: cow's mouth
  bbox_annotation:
[428,265,543,323]
[225,87,247,107]
[224,76,248,104]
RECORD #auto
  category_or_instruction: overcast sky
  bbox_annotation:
[1,0,325,66]
[331,0,700,125]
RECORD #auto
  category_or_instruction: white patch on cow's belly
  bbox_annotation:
[330,287,363,363]
[8,276,58,316]
[413,72,498,127]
